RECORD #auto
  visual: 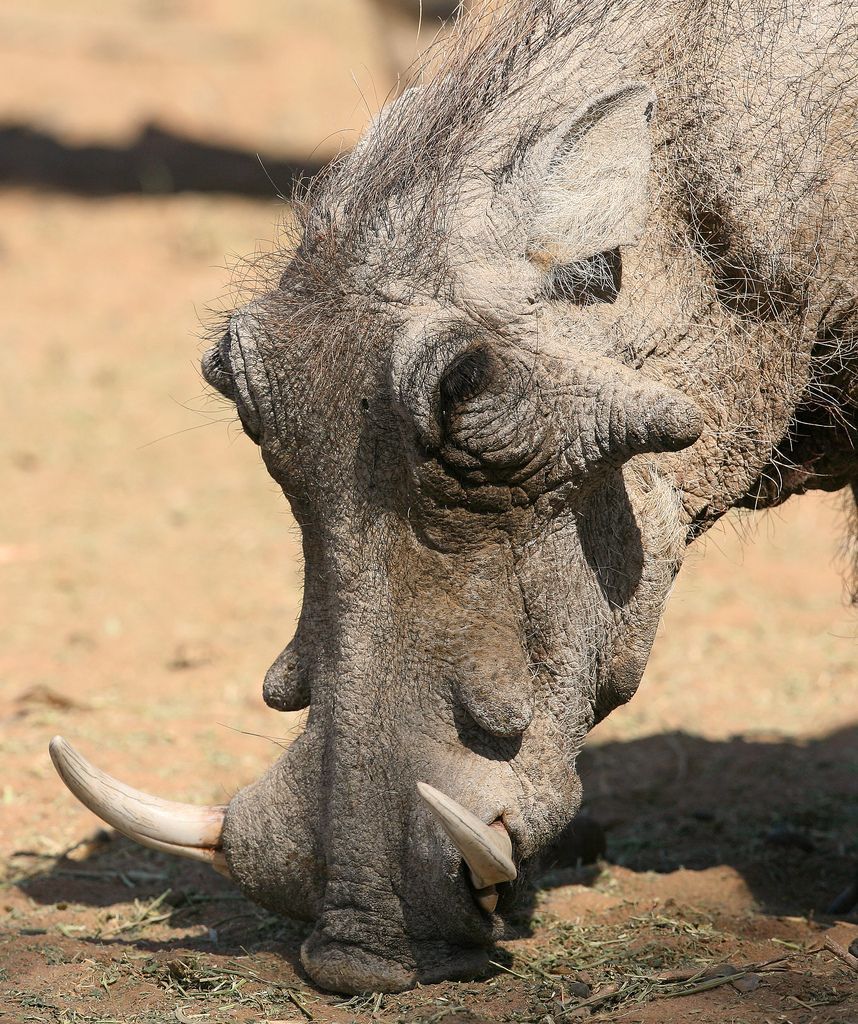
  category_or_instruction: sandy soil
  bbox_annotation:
[1,3,857,1022]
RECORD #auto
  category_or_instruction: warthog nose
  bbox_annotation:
[301,927,492,994]
[201,330,237,401]
[301,926,418,994]
[201,309,265,444]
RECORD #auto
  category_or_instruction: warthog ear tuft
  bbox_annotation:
[524,81,656,269]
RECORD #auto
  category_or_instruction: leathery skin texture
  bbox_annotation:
[196,0,857,994]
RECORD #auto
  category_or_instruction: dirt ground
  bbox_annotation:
[1,3,857,1023]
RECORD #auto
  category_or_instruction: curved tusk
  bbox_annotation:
[49,736,228,874]
[476,886,499,913]
[417,781,516,893]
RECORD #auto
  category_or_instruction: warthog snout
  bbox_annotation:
[216,551,541,991]
[51,716,530,993]
[201,311,267,445]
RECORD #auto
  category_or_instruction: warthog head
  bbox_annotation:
[52,10,712,994]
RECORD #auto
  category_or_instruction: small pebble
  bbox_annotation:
[701,964,741,980]
[731,972,761,993]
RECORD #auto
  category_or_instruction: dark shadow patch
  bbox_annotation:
[9,834,311,976]
[686,192,800,321]
[571,724,858,917]
[0,122,326,197]
[577,475,644,608]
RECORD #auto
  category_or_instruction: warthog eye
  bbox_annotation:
[550,247,622,305]
[438,347,493,424]
[429,344,549,488]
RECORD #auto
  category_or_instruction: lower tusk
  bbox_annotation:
[49,736,229,875]
[475,885,499,913]
[122,831,230,876]
[417,781,517,893]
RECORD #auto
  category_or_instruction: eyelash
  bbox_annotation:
[549,247,622,305]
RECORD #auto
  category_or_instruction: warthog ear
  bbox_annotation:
[523,81,656,269]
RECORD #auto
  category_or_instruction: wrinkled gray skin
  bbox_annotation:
[200,0,858,995]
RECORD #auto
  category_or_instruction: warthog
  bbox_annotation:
[52,0,857,995]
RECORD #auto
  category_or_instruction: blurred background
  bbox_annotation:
[0,0,456,192]
[0,2,856,1017]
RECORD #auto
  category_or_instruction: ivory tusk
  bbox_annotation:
[475,886,499,913]
[417,781,516,895]
[49,736,228,873]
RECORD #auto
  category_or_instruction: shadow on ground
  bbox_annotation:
[0,123,326,196]
[568,724,858,916]
[9,725,858,971]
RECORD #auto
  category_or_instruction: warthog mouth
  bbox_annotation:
[49,737,521,988]
[416,782,517,914]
